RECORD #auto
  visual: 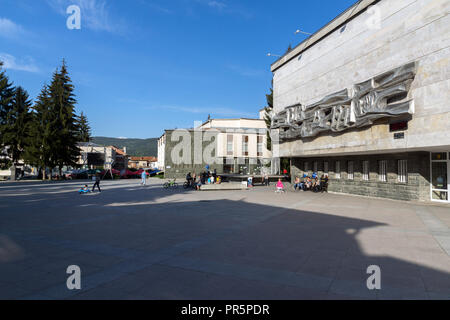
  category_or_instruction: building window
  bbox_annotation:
[257,136,263,157]
[379,160,387,182]
[432,153,447,161]
[242,136,249,156]
[313,161,318,173]
[227,135,233,156]
[223,158,234,174]
[335,161,341,179]
[348,161,354,180]
[324,161,329,175]
[398,160,408,183]
[362,161,370,181]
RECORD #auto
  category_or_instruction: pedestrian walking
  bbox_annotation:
[264,173,269,186]
[141,170,147,186]
[92,173,101,192]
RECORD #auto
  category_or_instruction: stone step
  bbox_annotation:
[200,183,249,191]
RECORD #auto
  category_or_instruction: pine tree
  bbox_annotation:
[77,111,91,142]
[24,84,55,179]
[0,61,15,169]
[1,86,33,166]
[47,60,81,175]
[264,87,273,151]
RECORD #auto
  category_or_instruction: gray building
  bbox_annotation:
[270,0,450,203]
[159,118,272,179]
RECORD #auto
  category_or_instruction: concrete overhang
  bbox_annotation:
[283,146,450,158]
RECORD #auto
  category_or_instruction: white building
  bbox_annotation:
[77,143,128,170]
[158,115,273,178]
[270,0,450,202]
[157,134,166,171]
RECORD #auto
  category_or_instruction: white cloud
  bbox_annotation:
[0,18,26,39]
[149,105,255,118]
[0,53,39,73]
[194,0,252,19]
[207,1,227,10]
[138,1,173,15]
[46,0,124,33]
[227,64,265,77]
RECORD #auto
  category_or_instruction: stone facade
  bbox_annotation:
[163,129,223,179]
[271,0,450,157]
[291,152,430,202]
[270,0,450,202]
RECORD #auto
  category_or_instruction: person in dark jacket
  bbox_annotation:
[186,172,193,187]
[92,173,101,192]
[201,172,207,185]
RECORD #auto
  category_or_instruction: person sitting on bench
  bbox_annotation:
[320,175,329,193]
[304,176,312,191]
[293,177,303,191]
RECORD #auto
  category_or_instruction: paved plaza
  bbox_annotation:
[0,179,449,300]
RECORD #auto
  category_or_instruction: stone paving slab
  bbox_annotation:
[0,179,449,300]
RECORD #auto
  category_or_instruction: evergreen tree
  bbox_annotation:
[47,60,81,175]
[264,87,273,151]
[1,86,33,166]
[0,61,15,169]
[24,85,55,179]
[77,111,91,142]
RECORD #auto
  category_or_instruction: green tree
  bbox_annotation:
[24,84,55,179]
[77,111,91,142]
[0,61,15,169]
[263,87,273,151]
[1,86,33,167]
[47,60,81,175]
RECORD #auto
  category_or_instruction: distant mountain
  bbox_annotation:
[92,137,158,157]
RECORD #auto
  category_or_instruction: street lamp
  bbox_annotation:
[294,29,312,35]
[267,53,281,57]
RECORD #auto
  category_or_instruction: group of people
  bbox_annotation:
[186,169,221,191]
[79,173,102,194]
[78,170,328,194]
[293,173,329,192]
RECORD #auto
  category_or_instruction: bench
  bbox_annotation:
[200,183,249,191]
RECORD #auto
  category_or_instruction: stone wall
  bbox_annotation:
[291,152,430,202]
[272,0,450,157]
[163,130,224,179]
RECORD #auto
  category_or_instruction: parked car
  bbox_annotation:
[62,171,73,180]
[70,170,88,180]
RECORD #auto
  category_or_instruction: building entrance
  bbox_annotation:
[431,152,450,203]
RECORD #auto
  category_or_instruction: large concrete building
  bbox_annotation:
[270,0,450,202]
[158,117,272,179]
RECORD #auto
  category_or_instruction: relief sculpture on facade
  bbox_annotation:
[271,62,417,140]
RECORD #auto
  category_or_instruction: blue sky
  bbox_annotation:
[1,0,356,138]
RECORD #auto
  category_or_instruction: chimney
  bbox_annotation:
[123,147,127,154]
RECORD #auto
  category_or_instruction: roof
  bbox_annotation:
[270,0,380,72]
[199,118,265,128]
[162,117,265,133]
[78,142,101,147]
[109,146,127,156]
